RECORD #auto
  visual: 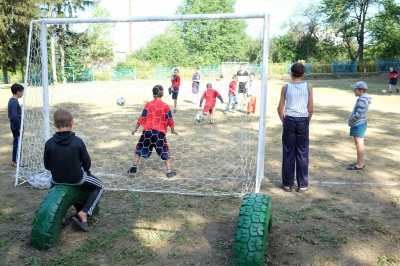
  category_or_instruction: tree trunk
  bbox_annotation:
[3,64,9,84]
[58,25,65,84]
[51,35,58,84]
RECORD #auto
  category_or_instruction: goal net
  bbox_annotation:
[16,13,269,196]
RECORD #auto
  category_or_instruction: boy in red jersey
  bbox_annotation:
[171,69,180,113]
[128,85,178,178]
[388,66,398,94]
[199,83,224,124]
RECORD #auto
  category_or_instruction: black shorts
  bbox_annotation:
[389,78,397,85]
[238,82,247,94]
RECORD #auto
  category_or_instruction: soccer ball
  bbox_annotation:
[382,89,387,94]
[116,97,126,106]
[196,114,203,122]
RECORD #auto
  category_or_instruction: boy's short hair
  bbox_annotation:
[206,83,212,88]
[153,85,164,97]
[54,108,73,128]
[174,69,179,73]
[11,84,24,95]
[291,63,306,78]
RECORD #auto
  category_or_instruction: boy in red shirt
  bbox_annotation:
[223,74,239,114]
[199,83,224,124]
[128,85,178,178]
[388,66,398,94]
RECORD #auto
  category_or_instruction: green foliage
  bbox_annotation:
[128,0,258,67]
[133,24,190,67]
[0,0,39,83]
[365,0,400,59]
[320,0,380,62]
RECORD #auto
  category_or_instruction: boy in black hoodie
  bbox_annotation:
[44,108,104,232]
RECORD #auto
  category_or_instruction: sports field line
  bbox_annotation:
[267,178,400,186]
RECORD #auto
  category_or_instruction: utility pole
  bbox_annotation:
[129,0,133,53]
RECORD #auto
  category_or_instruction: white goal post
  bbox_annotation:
[16,13,270,196]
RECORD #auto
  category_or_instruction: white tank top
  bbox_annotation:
[284,82,309,118]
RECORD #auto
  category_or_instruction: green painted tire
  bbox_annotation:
[30,185,100,250]
[233,193,273,266]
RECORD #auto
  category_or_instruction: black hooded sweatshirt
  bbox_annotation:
[44,131,91,185]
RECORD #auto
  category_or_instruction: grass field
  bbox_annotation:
[1,74,399,265]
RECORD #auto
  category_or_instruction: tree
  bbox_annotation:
[366,0,400,59]
[320,0,379,62]
[0,0,39,83]
[133,24,190,67]
[39,0,98,84]
[176,0,253,65]
[281,3,323,60]
[85,4,115,69]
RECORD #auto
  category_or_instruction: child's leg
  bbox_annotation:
[133,154,140,166]
[354,136,365,167]
[224,95,232,112]
[11,129,19,164]
[128,154,140,173]
[78,173,105,222]
[165,157,172,171]
[232,95,239,110]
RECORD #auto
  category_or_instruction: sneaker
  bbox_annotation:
[223,110,228,114]
[389,90,393,93]
[231,109,236,113]
[210,120,214,124]
[166,171,176,178]
[127,166,137,174]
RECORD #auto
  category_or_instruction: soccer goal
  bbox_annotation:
[16,13,270,196]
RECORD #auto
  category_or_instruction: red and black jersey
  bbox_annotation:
[137,99,174,134]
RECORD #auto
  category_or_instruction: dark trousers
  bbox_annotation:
[281,116,309,188]
[81,173,104,216]
[11,128,20,163]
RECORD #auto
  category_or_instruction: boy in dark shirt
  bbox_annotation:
[44,108,104,232]
[8,84,24,167]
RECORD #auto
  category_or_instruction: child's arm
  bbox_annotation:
[80,144,91,172]
[10,101,21,131]
[277,85,286,123]
[170,126,178,135]
[307,84,314,122]
[217,95,224,103]
[131,123,140,135]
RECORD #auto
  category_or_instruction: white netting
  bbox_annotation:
[16,14,269,196]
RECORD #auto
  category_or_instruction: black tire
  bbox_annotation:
[233,193,273,266]
[30,185,100,250]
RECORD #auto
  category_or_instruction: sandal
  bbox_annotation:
[62,216,71,228]
[347,164,364,170]
[71,216,90,232]
[280,184,292,192]
[296,187,310,193]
